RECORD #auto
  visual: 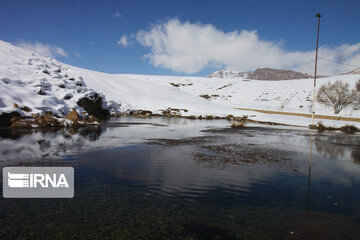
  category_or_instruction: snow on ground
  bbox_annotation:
[1,40,359,128]
[0,40,118,118]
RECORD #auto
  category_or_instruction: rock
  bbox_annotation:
[37,79,52,95]
[234,116,248,121]
[75,81,83,86]
[10,118,36,128]
[63,93,73,100]
[3,112,62,128]
[34,112,60,128]
[20,106,32,112]
[0,112,21,127]
[14,103,32,112]
[89,115,100,123]
[199,94,211,99]
[185,115,197,119]
[66,109,79,122]
[160,108,182,117]
[139,110,152,116]
[77,93,110,119]
[226,114,234,120]
[129,110,152,118]
[37,88,46,95]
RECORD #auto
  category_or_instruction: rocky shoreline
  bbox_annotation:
[0,109,100,128]
[0,105,250,129]
[2,103,357,133]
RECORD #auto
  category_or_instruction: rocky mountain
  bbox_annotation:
[207,68,314,80]
[247,68,313,80]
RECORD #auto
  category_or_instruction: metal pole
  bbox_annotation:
[310,13,322,127]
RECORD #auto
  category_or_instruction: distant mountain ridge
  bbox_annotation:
[344,68,360,75]
[207,68,315,80]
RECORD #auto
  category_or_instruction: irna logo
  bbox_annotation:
[3,167,74,198]
[8,172,69,188]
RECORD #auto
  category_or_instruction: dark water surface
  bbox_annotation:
[1,117,360,239]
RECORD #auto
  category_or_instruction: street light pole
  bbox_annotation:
[310,13,322,128]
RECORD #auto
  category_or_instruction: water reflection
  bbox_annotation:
[1,117,360,239]
[0,117,234,163]
[306,130,314,211]
[0,126,105,163]
[1,119,360,202]
[312,133,360,161]
[314,138,345,159]
[352,150,360,164]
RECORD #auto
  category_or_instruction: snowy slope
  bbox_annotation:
[104,73,360,117]
[0,40,118,118]
[1,40,359,127]
[66,66,233,116]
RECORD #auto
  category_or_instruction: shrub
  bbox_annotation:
[231,122,244,128]
[355,79,360,105]
[317,80,356,114]
[316,122,336,132]
[339,125,358,133]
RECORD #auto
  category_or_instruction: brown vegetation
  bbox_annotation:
[234,107,360,122]
[317,80,356,114]
[231,122,244,128]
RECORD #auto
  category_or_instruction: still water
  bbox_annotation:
[0,117,360,239]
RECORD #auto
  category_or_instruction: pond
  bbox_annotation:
[0,117,360,239]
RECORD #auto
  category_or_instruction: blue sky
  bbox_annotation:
[1,0,360,76]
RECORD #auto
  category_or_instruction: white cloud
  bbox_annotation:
[117,35,129,47]
[135,19,360,75]
[88,41,94,46]
[16,41,68,58]
[52,46,68,57]
[113,12,122,18]
[74,52,81,58]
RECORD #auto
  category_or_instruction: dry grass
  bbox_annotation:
[234,107,360,122]
[231,122,244,128]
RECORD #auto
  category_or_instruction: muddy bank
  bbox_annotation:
[147,133,293,167]
[194,143,291,167]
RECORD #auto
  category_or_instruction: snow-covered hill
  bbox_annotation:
[1,40,359,128]
[0,40,119,119]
